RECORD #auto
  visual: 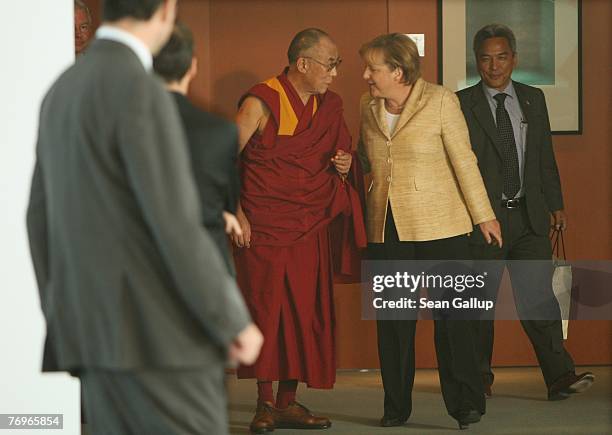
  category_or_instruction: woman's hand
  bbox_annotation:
[478,219,503,248]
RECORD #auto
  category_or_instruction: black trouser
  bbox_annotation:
[369,208,484,421]
[207,225,236,276]
[469,203,574,388]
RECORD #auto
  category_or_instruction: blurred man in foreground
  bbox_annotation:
[27,1,261,433]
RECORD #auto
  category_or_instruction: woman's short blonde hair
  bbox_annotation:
[359,33,421,85]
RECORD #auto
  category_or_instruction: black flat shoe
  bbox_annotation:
[548,371,595,401]
[380,415,408,427]
[456,409,481,430]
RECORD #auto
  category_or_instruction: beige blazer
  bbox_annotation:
[358,78,495,243]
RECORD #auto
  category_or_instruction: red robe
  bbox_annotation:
[234,71,365,388]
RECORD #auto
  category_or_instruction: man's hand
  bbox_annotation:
[478,219,503,248]
[231,206,251,248]
[228,322,263,366]
[551,210,567,231]
[331,150,352,176]
[223,211,242,238]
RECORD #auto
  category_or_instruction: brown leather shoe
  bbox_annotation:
[548,371,595,401]
[249,401,276,434]
[273,401,331,430]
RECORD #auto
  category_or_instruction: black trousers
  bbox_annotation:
[81,366,227,435]
[469,204,574,387]
[369,209,484,421]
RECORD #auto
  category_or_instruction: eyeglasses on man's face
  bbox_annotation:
[302,56,343,72]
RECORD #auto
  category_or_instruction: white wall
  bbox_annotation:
[0,1,80,434]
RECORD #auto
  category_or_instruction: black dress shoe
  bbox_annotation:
[380,415,408,427]
[456,409,481,430]
[548,371,595,401]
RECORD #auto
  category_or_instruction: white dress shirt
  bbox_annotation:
[96,25,153,71]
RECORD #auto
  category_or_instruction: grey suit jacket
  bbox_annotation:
[26,39,250,372]
[457,81,564,244]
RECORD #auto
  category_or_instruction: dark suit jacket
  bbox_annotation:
[26,39,250,373]
[171,92,239,274]
[457,81,564,244]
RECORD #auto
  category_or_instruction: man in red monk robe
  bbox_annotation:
[233,28,365,433]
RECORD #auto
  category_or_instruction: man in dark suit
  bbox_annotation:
[26,1,262,434]
[457,23,593,401]
[153,22,241,274]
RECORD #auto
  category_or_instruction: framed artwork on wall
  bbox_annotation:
[438,0,582,134]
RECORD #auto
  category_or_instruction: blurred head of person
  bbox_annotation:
[154,22,197,95]
[74,0,93,56]
[102,0,178,55]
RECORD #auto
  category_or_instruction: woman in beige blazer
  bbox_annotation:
[357,33,502,430]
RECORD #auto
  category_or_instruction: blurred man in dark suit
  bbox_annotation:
[457,23,593,401]
[27,1,262,434]
[154,22,242,274]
